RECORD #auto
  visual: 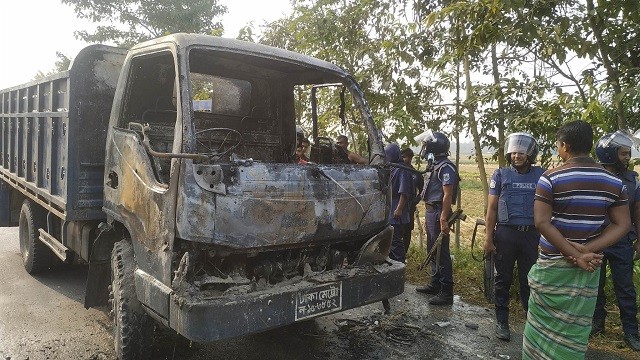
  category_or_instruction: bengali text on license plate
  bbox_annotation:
[294,282,342,321]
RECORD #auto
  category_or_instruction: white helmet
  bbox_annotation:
[504,132,538,164]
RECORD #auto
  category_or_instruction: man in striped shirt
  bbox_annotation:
[522,120,631,360]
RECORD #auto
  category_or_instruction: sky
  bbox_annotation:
[0,0,292,90]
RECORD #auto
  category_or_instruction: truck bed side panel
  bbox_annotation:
[0,45,126,221]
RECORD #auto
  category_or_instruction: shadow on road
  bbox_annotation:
[32,262,91,303]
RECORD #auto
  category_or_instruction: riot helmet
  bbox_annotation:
[504,132,539,164]
[414,130,450,160]
[595,130,633,165]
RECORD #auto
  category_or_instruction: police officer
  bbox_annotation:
[592,131,640,351]
[401,148,424,255]
[415,131,459,306]
[483,132,545,341]
[385,143,414,263]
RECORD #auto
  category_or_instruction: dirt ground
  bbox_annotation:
[0,226,626,360]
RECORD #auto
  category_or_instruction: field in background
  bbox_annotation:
[405,161,640,359]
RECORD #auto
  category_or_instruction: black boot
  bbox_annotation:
[428,290,453,305]
[381,299,391,315]
[495,322,511,341]
[416,283,441,295]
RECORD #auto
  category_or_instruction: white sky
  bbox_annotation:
[0,0,292,90]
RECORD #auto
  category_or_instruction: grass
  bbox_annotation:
[405,162,640,359]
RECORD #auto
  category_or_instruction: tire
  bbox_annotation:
[109,239,154,360]
[18,200,54,274]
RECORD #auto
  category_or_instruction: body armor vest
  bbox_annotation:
[422,159,459,205]
[497,166,545,226]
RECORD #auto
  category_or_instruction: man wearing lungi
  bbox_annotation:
[523,120,630,359]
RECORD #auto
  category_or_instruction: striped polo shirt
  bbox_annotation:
[534,156,628,258]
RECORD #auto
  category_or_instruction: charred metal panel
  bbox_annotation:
[175,161,389,250]
[67,46,126,220]
[103,129,169,249]
[169,260,405,342]
[103,128,177,285]
[175,160,217,244]
[191,163,225,194]
[134,268,171,319]
[103,42,184,287]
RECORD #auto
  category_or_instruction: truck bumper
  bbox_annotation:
[168,260,405,342]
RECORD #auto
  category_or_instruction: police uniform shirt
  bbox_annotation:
[624,170,640,234]
[424,159,458,204]
[489,169,502,197]
[602,169,640,234]
[622,170,640,207]
[389,167,414,225]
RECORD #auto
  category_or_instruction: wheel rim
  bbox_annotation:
[19,214,30,263]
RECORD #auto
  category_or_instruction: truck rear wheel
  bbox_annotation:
[19,200,54,274]
[109,239,154,359]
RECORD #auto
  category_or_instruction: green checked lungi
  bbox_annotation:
[522,258,599,360]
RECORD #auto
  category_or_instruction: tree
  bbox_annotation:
[33,52,72,80]
[258,0,441,151]
[61,0,227,47]
[254,0,639,169]
[507,0,640,134]
[584,0,640,131]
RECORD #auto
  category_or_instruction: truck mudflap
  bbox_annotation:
[168,260,405,342]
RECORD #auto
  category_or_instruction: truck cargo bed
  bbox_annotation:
[0,45,126,221]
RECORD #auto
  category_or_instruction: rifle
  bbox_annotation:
[418,208,466,272]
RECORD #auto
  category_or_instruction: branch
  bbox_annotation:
[539,55,588,104]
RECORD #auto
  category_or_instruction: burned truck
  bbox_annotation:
[0,34,404,358]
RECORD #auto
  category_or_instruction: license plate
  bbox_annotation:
[294,282,342,321]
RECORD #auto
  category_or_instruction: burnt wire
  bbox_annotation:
[385,325,418,345]
[315,167,374,232]
[316,168,365,213]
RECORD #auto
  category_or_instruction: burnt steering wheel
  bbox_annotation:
[194,128,242,160]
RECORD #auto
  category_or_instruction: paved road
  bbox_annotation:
[0,226,626,360]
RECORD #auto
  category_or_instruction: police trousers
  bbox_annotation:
[425,204,453,292]
[390,223,406,263]
[594,233,639,337]
[494,224,539,324]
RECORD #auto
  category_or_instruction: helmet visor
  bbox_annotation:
[414,130,434,144]
[505,133,536,157]
[604,130,633,150]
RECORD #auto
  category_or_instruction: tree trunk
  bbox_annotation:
[492,44,506,168]
[465,55,489,210]
[454,58,462,249]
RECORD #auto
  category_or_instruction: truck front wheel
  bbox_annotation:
[109,239,154,359]
[19,200,54,274]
